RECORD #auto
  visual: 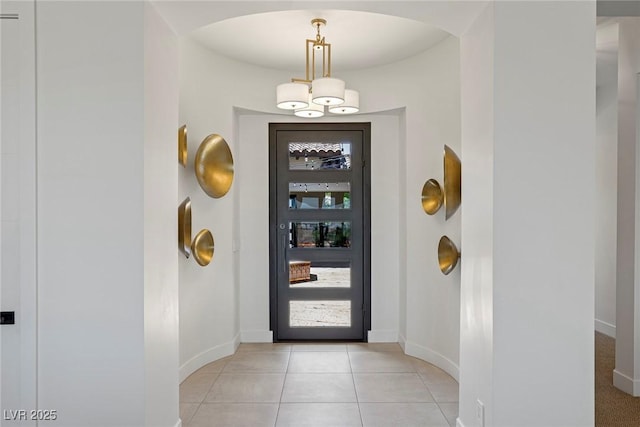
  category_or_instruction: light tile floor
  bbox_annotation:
[180,343,459,427]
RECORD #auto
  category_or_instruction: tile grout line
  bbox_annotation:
[416,370,457,427]
[415,369,438,403]
[273,346,293,426]
[347,348,365,427]
[181,369,222,427]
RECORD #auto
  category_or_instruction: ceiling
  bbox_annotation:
[188,10,452,72]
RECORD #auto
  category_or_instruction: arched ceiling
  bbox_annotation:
[188,10,451,72]
[152,1,488,40]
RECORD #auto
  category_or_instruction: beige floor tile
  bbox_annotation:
[287,351,351,373]
[354,373,433,403]
[198,356,233,374]
[437,402,459,427]
[426,382,459,403]
[291,343,348,352]
[180,403,199,426]
[223,352,290,373]
[360,403,449,427]
[180,373,219,403]
[236,343,292,352]
[349,351,416,373]
[204,373,285,403]
[188,403,278,427]
[347,343,403,352]
[281,373,357,403]
[276,403,362,426]
[413,361,457,384]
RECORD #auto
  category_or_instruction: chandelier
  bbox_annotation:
[276,18,359,118]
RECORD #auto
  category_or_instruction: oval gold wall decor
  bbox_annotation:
[444,145,461,220]
[192,229,214,266]
[194,134,234,198]
[178,197,192,258]
[422,179,443,215]
[178,125,187,167]
[438,235,460,275]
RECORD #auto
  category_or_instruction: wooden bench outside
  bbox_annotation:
[289,261,311,283]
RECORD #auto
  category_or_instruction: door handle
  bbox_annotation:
[281,234,287,274]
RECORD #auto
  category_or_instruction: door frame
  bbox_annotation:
[268,122,371,341]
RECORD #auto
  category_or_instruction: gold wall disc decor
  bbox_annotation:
[178,197,192,258]
[422,179,444,215]
[192,229,214,266]
[438,235,460,275]
[443,145,461,220]
[194,134,234,198]
[178,125,187,167]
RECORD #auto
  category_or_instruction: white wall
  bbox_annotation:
[178,33,462,380]
[236,113,402,344]
[143,3,180,426]
[460,2,595,426]
[615,17,640,396]
[1,1,37,421]
[37,2,145,424]
[459,3,495,426]
[339,33,462,374]
[319,37,463,369]
[595,21,619,338]
[36,1,180,425]
[177,39,286,380]
[388,35,461,378]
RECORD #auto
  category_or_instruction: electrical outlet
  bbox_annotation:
[476,399,485,427]
[0,311,15,325]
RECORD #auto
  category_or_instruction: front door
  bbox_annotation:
[269,123,371,341]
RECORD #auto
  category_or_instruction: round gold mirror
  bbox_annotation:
[192,229,214,267]
[178,125,187,167]
[194,134,234,198]
[178,197,192,258]
[422,179,443,215]
[438,235,460,275]
[444,145,461,220]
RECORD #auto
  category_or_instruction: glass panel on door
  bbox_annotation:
[288,142,352,170]
[288,260,351,289]
[289,182,351,209]
[289,301,352,328]
[289,221,351,248]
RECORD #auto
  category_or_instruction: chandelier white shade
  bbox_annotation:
[312,77,345,106]
[276,83,309,110]
[328,89,359,114]
[294,94,324,118]
[275,18,359,118]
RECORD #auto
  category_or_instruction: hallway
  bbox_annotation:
[179,343,459,426]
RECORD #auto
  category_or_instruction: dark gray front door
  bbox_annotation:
[269,123,371,341]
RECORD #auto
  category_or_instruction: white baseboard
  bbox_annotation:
[174,419,182,427]
[456,418,465,427]
[179,332,240,383]
[404,340,460,382]
[240,329,273,343]
[232,331,241,351]
[398,333,407,352]
[595,319,616,338]
[367,329,398,343]
[613,369,640,396]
